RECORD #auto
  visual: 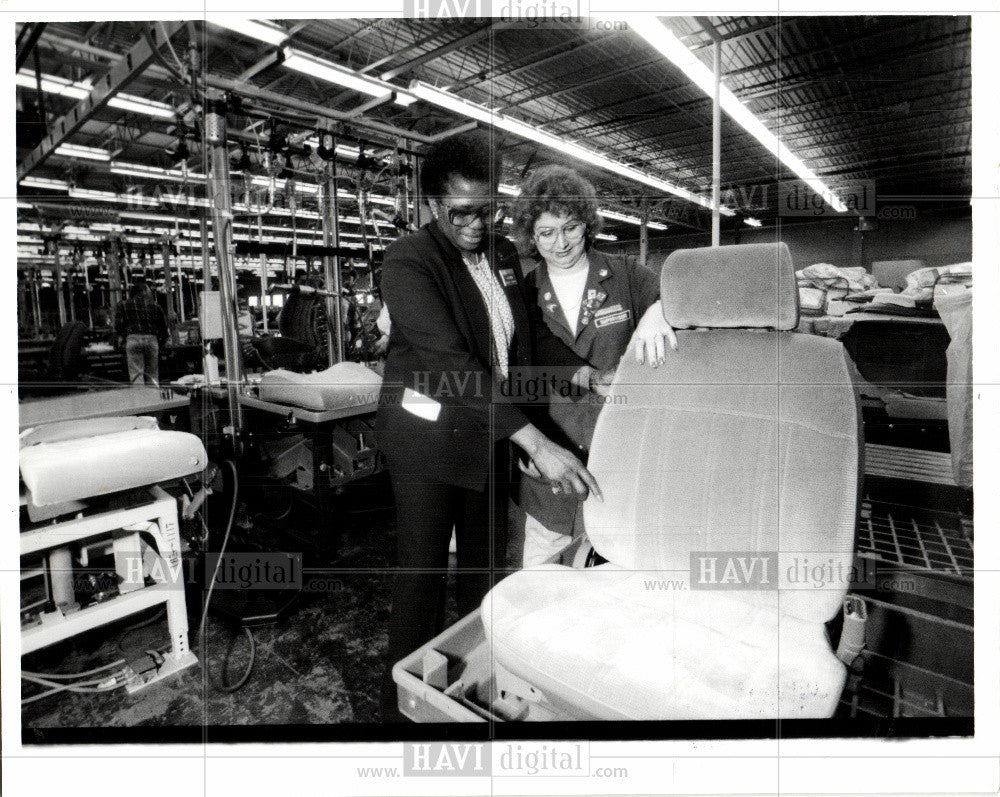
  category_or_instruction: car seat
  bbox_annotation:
[481,242,862,720]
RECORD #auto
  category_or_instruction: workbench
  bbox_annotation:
[18,386,191,431]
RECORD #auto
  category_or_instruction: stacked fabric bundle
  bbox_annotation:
[795,263,885,315]
[899,262,973,304]
[795,261,972,316]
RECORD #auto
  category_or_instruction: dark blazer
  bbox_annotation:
[520,249,660,531]
[376,221,583,491]
[526,248,660,451]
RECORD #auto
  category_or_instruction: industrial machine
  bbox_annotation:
[19,414,208,694]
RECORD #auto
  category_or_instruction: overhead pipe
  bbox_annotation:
[712,40,721,247]
[205,73,476,146]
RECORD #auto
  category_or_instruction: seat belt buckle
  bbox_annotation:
[836,594,868,666]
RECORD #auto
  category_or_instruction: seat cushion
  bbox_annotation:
[258,362,382,411]
[20,427,207,507]
[482,565,846,720]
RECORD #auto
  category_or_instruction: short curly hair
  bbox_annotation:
[511,165,603,255]
[419,129,502,198]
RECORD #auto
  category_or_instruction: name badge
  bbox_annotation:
[401,387,441,421]
[594,309,631,328]
[498,268,517,287]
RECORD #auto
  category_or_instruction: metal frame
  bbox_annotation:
[18,21,185,181]
[20,485,198,691]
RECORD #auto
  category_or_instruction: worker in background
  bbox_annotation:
[376,130,604,722]
[113,277,168,387]
[512,165,678,568]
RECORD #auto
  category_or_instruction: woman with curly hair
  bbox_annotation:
[376,134,604,721]
[512,164,677,567]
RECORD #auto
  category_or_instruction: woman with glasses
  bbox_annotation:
[376,132,603,721]
[511,164,677,568]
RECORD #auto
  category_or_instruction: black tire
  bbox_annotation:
[48,321,88,383]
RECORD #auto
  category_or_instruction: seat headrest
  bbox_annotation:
[660,242,798,330]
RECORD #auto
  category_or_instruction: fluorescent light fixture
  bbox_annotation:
[20,176,70,191]
[107,95,175,119]
[410,80,731,215]
[112,164,179,181]
[599,208,669,231]
[16,71,87,99]
[595,233,618,242]
[17,201,34,209]
[612,15,848,214]
[250,175,319,195]
[743,217,763,227]
[208,19,289,47]
[598,209,642,225]
[69,187,159,207]
[283,49,417,106]
[55,143,110,162]
[498,184,521,196]
[120,211,198,224]
[17,71,175,119]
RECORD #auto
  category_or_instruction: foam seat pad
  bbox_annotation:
[258,362,382,411]
[481,565,846,721]
[20,428,208,507]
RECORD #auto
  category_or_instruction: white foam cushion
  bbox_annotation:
[482,565,846,720]
[20,428,207,507]
[258,362,382,411]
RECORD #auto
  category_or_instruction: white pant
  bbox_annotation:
[522,509,588,568]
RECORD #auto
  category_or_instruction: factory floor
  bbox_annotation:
[21,480,464,733]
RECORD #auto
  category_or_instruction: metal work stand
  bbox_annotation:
[21,485,198,693]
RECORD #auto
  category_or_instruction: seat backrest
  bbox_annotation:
[583,243,860,624]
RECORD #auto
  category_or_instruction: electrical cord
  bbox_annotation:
[142,27,186,84]
[117,606,168,653]
[21,671,129,705]
[25,460,254,704]
[195,460,258,694]
[22,658,126,681]
[197,459,239,644]
[213,626,256,693]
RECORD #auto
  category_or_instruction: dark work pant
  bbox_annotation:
[380,451,509,722]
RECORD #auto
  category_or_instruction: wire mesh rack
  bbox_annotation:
[856,499,973,579]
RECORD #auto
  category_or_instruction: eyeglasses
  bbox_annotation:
[439,201,493,228]
[533,221,587,247]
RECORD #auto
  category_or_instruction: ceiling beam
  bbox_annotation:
[16,23,47,72]
[359,26,447,74]
[18,21,185,182]
[690,19,778,50]
[380,23,494,81]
